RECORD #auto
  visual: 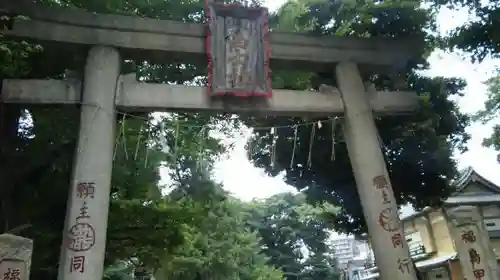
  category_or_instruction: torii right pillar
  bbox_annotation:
[336,62,418,280]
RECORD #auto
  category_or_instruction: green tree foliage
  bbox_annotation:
[433,0,499,62]
[155,181,284,280]
[473,69,500,150]
[0,0,228,276]
[0,0,475,278]
[436,0,500,152]
[246,193,340,280]
[244,0,470,234]
[1,1,309,280]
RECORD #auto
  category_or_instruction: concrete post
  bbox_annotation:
[336,62,418,280]
[0,234,33,280]
[58,46,120,280]
[446,206,500,280]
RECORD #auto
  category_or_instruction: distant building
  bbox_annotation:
[361,167,500,280]
[343,257,371,280]
[330,236,369,269]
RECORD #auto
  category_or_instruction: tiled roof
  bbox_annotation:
[399,167,500,221]
[453,167,500,194]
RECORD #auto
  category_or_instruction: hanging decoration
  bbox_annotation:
[104,106,344,169]
[197,127,206,171]
[172,120,180,164]
[121,116,128,160]
[159,122,170,154]
[331,117,337,161]
[270,127,276,168]
[134,124,144,160]
[289,125,298,169]
[307,122,317,168]
[113,114,127,161]
[247,132,253,160]
[143,127,151,168]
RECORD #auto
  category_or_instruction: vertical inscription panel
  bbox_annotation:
[446,206,500,280]
[0,234,33,280]
[206,2,272,97]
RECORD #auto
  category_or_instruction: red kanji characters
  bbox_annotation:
[76,182,95,199]
[381,189,391,204]
[3,268,21,280]
[378,208,400,232]
[473,268,485,280]
[397,258,411,274]
[67,201,95,252]
[70,256,85,273]
[461,230,477,243]
[469,248,481,266]
[67,222,95,252]
[391,233,403,248]
[373,175,389,189]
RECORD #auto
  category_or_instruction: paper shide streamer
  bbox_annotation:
[109,111,342,171]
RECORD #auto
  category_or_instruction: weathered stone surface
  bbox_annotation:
[0,234,33,280]
[446,206,500,280]
[336,62,418,280]
[0,0,422,72]
[1,76,419,116]
[206,2,271,96]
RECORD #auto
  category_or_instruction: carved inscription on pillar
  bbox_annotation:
[206,2,271,97]
[65,181,96,274]
[0,234,33,280]
[373,175,401,233]
[447,206,499,280]
[372,174,416,277]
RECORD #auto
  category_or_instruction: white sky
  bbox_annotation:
[212,3,500,204]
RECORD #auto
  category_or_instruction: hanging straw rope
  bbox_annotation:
[307,122,316,168]
[331,117,337,161]
[46,101,347,168]
[290,125,298,169]
[134,124,144,160]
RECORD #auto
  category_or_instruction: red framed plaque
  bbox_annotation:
[205,1,272,98]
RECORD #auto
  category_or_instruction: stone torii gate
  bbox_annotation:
[1,1,421,280]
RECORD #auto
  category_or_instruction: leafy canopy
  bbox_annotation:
[246,0,469,234]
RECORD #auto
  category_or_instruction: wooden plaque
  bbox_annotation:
[205,1,272,98]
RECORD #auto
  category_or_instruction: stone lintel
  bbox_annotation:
[1,0,422,71]
[1,77,418,116]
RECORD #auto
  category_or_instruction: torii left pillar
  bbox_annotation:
[58,46,120,280]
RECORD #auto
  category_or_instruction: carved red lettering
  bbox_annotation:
[473,268,485,280]
[70,256,85,273]
[397,258,411,274]
[67,202,95,252]
[67,223,95,252]
[391,233,403,248]
[76,202,90,221]
[461,230,477,243]
[76,182,95,199]
[378,208,400,232]
[469,248,481,266]
[381,189,391,204]
[372,175,389,189]
[2,268,21,280]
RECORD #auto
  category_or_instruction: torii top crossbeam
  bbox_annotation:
[0,0,422,115]
[0,0,422,73]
